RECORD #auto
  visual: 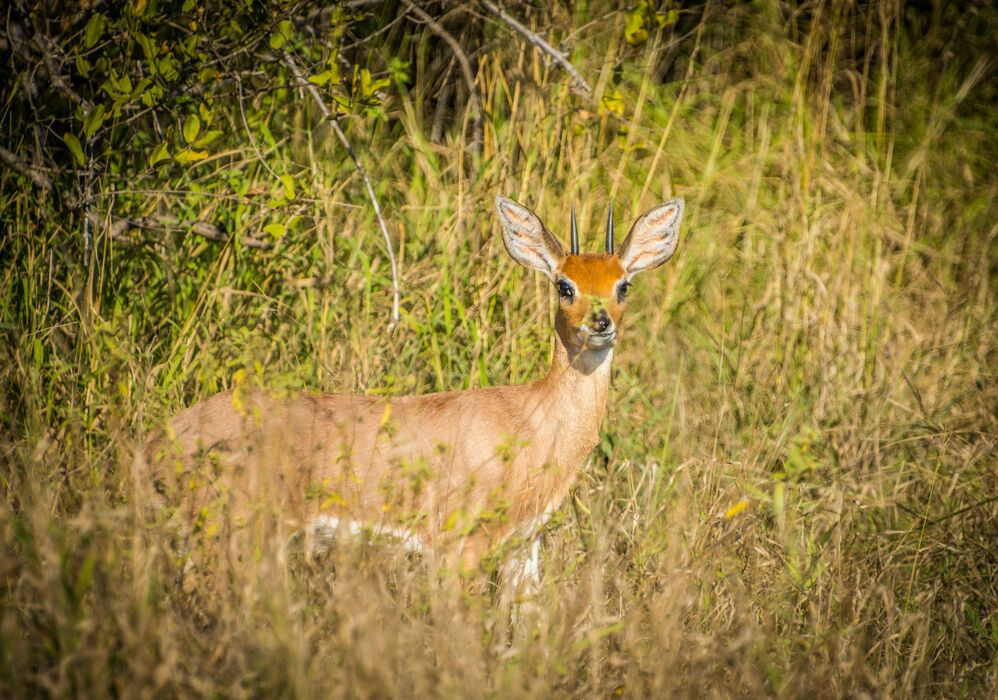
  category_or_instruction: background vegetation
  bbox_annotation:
[2,0,996,696]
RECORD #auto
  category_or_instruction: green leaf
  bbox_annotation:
[280,175,296,200]
[308,70,332,86]
[359,68,390,99]
[269,20,293,51]
[141,84,163,107]
[181,34,199,58]
[63,133,85,166]
[657,9,680,28]
[387,56,410,86]
[333,94,353,113]
[174,149,208,164]
[156,54,179,81]
[599,89,625,117]
[76,53,91,79]
[263,223,286,238]
[134,31,156,62]
[84,13,106,49]
[182,114,201,143]
[193,130,223,148]
[259,122,276,148]
[327,59,341,85]
[624,9,648,45]
[149,142,170,166]
[130,77,152,101]
[116,72,132,95]
[82,104,106,138]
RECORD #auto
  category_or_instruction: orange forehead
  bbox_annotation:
[559,254,626,295]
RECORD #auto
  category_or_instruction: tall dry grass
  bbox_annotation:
[2,1,996,697]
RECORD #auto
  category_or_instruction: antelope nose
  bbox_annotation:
[593,310,611,333]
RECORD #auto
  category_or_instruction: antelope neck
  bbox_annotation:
[529,328,614,460]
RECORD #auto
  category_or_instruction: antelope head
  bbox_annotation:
[495,195,684,361]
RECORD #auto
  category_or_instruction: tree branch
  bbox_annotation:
[479,0,592,95]
[400,0,483,158]
[0,145,268,249]
[0,144,55,193]
[281,50,401,331]
[85,212,273,250]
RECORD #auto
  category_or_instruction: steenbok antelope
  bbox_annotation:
[145,195,684,587]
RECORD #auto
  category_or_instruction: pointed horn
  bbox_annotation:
[605,198,614,254]
[570,204,579,255]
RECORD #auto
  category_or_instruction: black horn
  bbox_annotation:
[570,204,579,255]
[605,199,614,254]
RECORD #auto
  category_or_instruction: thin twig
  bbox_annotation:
[34,32,93,111]
[281,50,401,331]
[0,144,55,192]
[926,494,998,528]
[479,0,591,95]
[400,0,483,157]
[0,145,266,249]
[85,212,273,250]
[204,33,282,181]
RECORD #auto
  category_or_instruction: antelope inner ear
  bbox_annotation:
[617,198,684,275]
[495,196,565,278]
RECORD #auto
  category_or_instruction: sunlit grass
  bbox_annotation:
[2,2,996,696]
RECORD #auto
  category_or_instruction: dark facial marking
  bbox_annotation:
[556,278,575,303]
[616,281,631,304]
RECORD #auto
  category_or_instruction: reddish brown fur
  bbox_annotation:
[559,254,626,295]
[143,254,629,577]
[145,198,681,586]
[556,254,628,333]
[145,332,612,576]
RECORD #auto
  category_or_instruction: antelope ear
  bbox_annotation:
[495,196,564,278]
[617,198,684,275]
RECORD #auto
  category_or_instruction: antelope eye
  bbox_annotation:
[617,281,631,303]
[556,280,574,301]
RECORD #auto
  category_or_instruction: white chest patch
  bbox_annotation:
[308,515,426,554]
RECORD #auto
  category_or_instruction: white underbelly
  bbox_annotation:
[308,514,427,553]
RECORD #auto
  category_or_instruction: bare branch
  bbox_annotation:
[0,144,55,192]
[3,137,263,251]
[281,51,401,331]
[400,0,483,157]
[479,0,591,95]
[85,212,273,250]
[33,32,93,111]
[189,221,272,250]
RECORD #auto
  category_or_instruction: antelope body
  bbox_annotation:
[146,196,684,577]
